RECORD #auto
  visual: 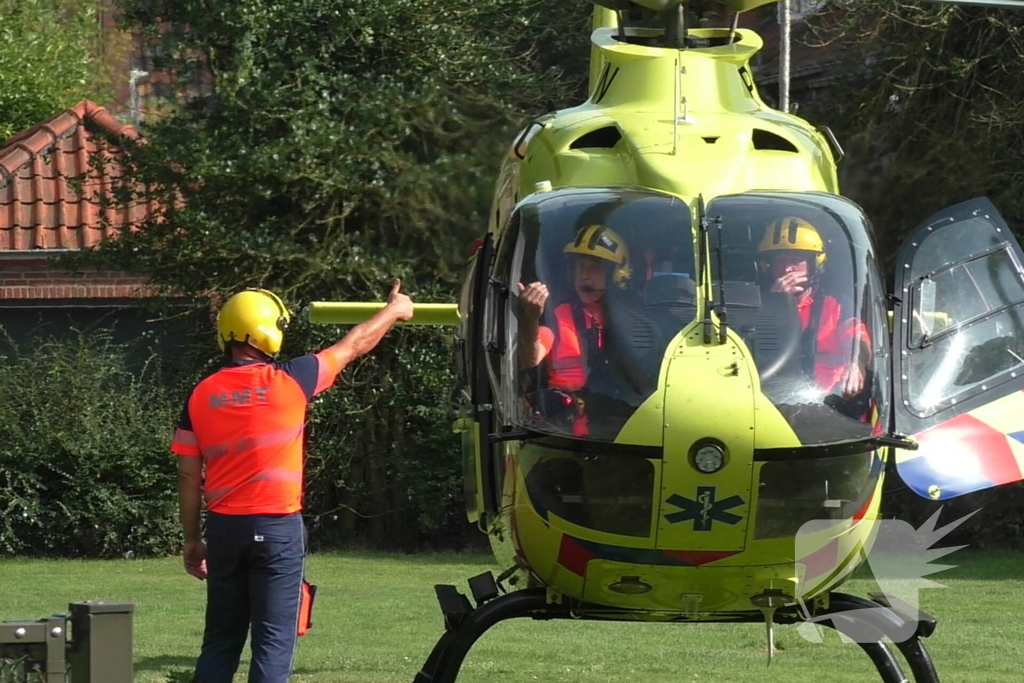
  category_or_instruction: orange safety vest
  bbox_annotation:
[170,352,342,515]
[539,302,604,391]
[797,294,871,392]
[537,302,604,436]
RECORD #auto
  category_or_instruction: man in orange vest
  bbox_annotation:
[170,281,413,683]
[757,217,871,397]
[518,225,631,436]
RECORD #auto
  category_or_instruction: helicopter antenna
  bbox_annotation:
[673,55,679,155]
[714,214,729,344]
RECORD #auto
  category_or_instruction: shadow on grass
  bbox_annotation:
[161,668,193,683]
[310,550,496,567]
[135,655,195,673]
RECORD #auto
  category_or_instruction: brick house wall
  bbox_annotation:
[0,257,151,302]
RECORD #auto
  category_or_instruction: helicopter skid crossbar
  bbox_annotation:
[413,581,940,683]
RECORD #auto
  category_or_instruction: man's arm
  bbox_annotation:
[177,455,207,579]
[836,314,873,397]
[319,279,414,373]
[518,282,550,368]
[519,316,549,368]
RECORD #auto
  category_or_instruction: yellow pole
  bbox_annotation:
[307,302,460,326]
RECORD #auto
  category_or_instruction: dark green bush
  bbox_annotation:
[0,328,180,557]
[881,479,1024,551]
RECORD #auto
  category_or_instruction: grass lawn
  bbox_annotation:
[1,550,1022,682]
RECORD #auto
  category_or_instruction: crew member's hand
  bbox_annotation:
[841,364,865,397]
[518,282,548,320]
[387,279,414,321]
[769,272,808,295]
[184,540,208,580]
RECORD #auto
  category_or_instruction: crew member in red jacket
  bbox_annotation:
[758,217,871,397]
[518,224,631,435]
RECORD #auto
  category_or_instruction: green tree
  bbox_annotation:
[68,0,590,549]
[808,1,1024,269]
[90,0,589,301]
[0,0,126,140]
[0,329,180,557]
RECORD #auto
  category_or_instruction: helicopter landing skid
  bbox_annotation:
[412,576,939,683]
[813,592,939,683]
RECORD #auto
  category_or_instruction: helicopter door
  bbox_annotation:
[468,233,500,518]
[892,197,1024,500]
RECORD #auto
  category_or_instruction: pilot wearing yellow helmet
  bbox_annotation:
[518,224,630,436]
[170,281,412,683]
[758,217,871,398]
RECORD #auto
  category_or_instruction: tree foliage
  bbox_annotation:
[0,0,126,140]
[90,0,590,301]
[0,329,180,557]
[62,0,590,550]
[809,0,1024,269]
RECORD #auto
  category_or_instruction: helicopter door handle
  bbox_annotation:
[869,433,919,451]
[513,121,544,160]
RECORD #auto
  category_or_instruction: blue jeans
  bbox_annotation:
[194,512,305,683]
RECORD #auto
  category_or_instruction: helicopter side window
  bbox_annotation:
[905,244,1024,416]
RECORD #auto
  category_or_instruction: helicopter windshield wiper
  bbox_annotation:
[713,213,728,344]
[698,195,714,344]
[489,425,545,444]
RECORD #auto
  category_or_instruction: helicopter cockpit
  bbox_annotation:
[707,192,891,445]
[488,188,891,447]
[492,187,696,442]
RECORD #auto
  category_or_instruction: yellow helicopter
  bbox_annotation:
[309,1,1024,680]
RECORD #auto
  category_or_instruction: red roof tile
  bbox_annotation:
[0,101,155,251]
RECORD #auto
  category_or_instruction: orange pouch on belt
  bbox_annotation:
[298,579,317,636]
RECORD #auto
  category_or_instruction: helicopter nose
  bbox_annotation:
[655,331,754,555]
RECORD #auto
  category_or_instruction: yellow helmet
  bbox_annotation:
[757,217,827,271]
[216,288,291,356]
[564,224,631,287]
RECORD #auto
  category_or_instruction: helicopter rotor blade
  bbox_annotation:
[591,1,781,13]
[713,0,782,10]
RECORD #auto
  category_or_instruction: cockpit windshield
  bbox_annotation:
[489,189,889,446]
[706,192,891,444]
[499,188,696,442]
